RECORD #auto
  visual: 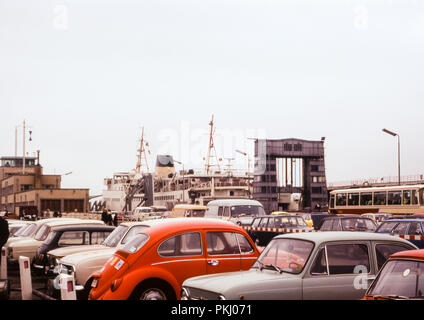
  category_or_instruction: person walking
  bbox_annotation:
[0,215,9,255]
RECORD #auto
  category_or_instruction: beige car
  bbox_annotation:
[53,220,171,299]
[4,218,82,248]
[7,219,104,263]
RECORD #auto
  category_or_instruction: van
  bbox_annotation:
[171,204,207,218]
[132,207,162,221]
[205,199,266,226]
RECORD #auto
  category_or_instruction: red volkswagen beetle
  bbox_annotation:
[364,249,424,300]
[89,218,259,300]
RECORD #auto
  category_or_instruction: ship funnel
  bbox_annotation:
[155,155,175,177]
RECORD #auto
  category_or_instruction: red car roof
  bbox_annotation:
[390,249,424,260]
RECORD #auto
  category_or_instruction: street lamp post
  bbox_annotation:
[382,128,400,185]
[235,149,251,174]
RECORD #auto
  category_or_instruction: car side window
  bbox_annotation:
[58,231,87,246]
[157,232,202,257]
[267,218,275,228]
[235,233,254,254]
[258,218,268,228]
[392,222,409,235]
[218,206,223,217]
[320,220,333,231]
[408,222,423,236]
[375,243,414,270]
[90,231,112,245]
[206,232,240,255]
[251,218,261,228]
[310,247,328,275]
[223,207,231,218]
[326,244,370,275]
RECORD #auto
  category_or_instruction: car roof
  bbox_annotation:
[43,219,104,227]
[206,199,263,206]
[173,204,207,209]
[381,219,424,223]
[49,225,115,232]
[390,249,424,260]
[134,218,243,238]
[274,231,414,245]
[253,215,298,219]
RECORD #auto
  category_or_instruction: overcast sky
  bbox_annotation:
[1,0,423,196]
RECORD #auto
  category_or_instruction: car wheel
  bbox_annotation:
[131,280,175,300]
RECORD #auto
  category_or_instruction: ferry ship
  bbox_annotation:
[100,117,253,212]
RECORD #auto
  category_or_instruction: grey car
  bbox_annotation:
[181,231,417,300]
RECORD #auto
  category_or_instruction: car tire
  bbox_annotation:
[130,279,175,300]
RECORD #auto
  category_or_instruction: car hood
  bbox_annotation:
[59,247,117,265]
[183,268,298,296]
[48,245,108,258]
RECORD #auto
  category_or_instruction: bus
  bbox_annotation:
[329,184,424,215]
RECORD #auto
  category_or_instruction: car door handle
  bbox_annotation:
[207,260,219,266]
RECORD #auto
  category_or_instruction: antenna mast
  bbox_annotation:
[136,127,150,174]
[204,115,221,174]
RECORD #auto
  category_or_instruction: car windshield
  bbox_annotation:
[192,210,205,217]
[121,233,150,254]
[34,225,52,241]
[376,221,398,233]
[230,205,265,217]
[341,218,376,231]
[368,259,424,299]
[273,216,306,228]
[252,238,314,274]
[102,225,128,247]
[14,224,33,237]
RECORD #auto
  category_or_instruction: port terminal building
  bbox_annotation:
[0,156,89,217]
[253,138,328,213]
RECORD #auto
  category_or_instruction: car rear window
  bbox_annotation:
[121,233,150,254]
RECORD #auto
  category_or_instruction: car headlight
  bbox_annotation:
[180,287,190,300]
[217,294,226,300]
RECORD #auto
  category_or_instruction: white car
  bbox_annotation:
[51,219,170,299]
[6,219,104,263]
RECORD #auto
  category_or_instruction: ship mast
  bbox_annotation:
[136,127,150,174]
[204,115,221,174]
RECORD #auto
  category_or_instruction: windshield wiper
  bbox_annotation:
[259,262,284,274]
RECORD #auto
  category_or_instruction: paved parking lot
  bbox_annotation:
[3,264,48,300]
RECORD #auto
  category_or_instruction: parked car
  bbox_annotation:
[375,218,424,248]
[181,231,417,300]
[4,218,81,247]
[310,213,330,230]
[32,224,115,273]
[49,220,172,299]
[88,218,260,300]
[6,219,104,264]
[318,214,377,232]
[364,249,424,300]
[247,215,313,247]
[171,204,207,218]
[205,199,266,226]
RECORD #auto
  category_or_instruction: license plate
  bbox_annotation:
[91,279,98,288]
